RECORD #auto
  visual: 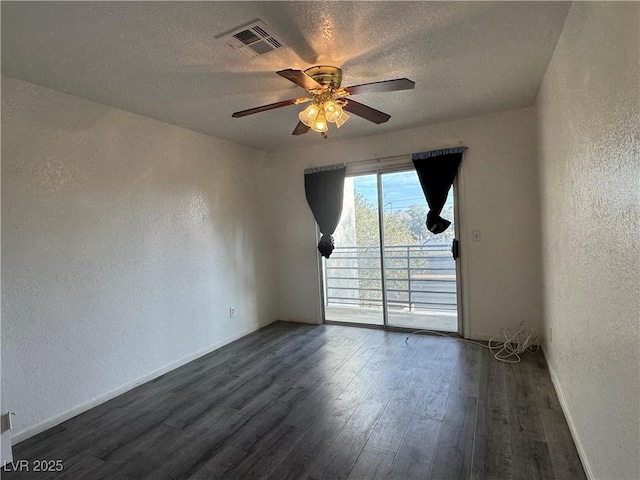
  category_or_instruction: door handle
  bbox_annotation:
[451,239,460,259]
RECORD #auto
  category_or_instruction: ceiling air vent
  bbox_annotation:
[224,20,286,58]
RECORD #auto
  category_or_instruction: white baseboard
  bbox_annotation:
[12,319,276,445]
[543,349,594,480]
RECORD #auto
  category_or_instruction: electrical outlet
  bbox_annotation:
[229,307,235,318]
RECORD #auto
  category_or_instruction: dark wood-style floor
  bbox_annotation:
[5,322,586,480]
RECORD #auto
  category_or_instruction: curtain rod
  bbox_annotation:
[345,154,411,166]
[346,143,467,167]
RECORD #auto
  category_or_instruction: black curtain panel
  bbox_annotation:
[412,147,467,234]
[304,164,347,258]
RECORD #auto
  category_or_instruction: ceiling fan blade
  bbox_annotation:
[292,121,311,136]
[232,97,310,118]
[277,69,323,91]
[342,99,391,124]
[344,78,415,96]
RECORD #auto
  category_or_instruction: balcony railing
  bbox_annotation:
[324,244,457,312]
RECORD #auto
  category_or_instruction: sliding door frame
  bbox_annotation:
[452,176,464,337]
[376,171,390,328]
[322,161,463,335]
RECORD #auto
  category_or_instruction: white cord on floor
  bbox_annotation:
[404,321,540,363]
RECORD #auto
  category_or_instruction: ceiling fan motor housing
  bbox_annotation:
[304,66,343,90]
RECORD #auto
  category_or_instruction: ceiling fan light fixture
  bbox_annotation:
[324,100,342,123]
[335,111,350,128]
[298,102,320,127]
[311,111,328,133]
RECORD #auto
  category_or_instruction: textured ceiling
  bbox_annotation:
[1,1,570,152]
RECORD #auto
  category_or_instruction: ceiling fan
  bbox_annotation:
[231,66,415,138]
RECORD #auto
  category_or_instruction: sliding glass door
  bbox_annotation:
[323,169,459,332]
[381,171,458,331]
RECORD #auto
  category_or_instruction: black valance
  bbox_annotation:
[304,164,347,258]
[412,147,466,234]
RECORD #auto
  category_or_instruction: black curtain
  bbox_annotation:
[304,164,347,258]
[412,147,466,234]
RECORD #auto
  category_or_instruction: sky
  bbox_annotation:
[354,170,453,213]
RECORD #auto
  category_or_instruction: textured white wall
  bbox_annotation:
[536,3,640,479]
[1,76,276,441]
[265,107,543,340]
